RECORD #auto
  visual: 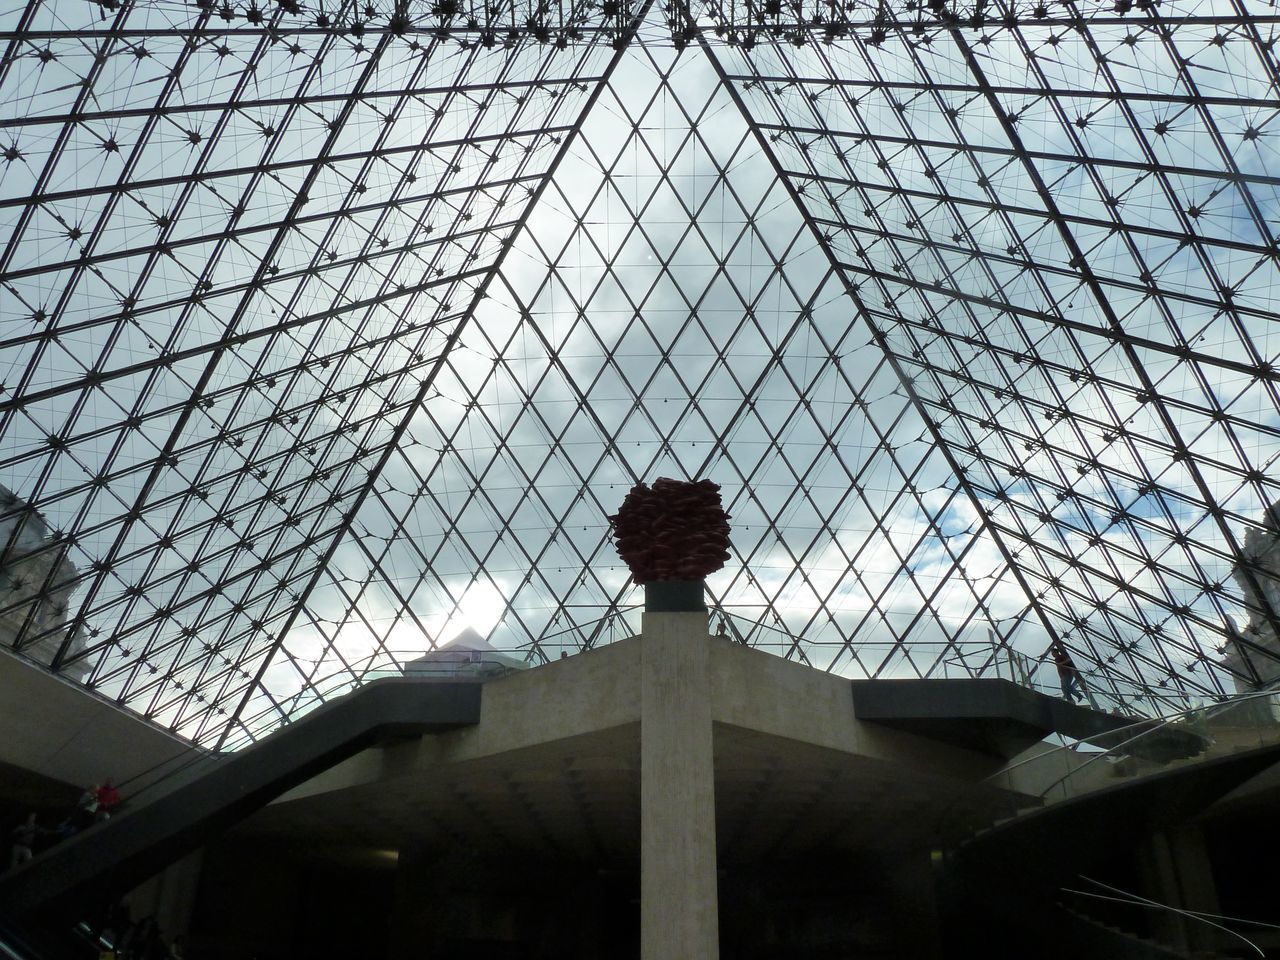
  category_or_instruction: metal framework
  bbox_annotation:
[1,0,1277,747]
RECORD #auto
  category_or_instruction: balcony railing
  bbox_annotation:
[985,686,1280,804]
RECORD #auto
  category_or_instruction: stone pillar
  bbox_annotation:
[1139,826,1222,955]
[124,849,203,941]
[640,606,720,960]
[391,847,519,959]
[390,845,441,960]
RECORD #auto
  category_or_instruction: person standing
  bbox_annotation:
[9,812,39,869]
[1050,641,1084,703]
[95,779,121,821]
[76,785,99,830]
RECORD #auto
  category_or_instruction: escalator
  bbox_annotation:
[0,678,481,935]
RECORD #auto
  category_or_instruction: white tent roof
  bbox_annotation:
[405,628,529,672]
[438,628,501,653]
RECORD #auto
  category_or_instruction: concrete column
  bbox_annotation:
[123,849,203,941]
[390,845,442,960]
[1139,825,1222,955]
[640,610,719,960]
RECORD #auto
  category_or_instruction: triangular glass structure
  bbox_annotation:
[2,0,1278,746]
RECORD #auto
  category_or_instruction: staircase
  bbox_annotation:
[988,690,1280,805]
[1057,901,1266,960]
[0,678,481,929]
[937,695,1280,960]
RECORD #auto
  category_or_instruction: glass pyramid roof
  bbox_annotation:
[2,0,1278,747]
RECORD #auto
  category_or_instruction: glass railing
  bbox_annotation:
[100,651,538,807]
[986,686,1280,804]
[711,607,1200,717]
[933,650,1202,717]
[224,651,529,751]
[222,610,654,750]
[527,606,642,659]
[220,608,1243,754]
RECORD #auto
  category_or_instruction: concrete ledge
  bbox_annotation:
[850,678,1147,759]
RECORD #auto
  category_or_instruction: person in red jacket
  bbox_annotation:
[95,779,121,821]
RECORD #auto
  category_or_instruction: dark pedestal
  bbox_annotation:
[644,580,706,613]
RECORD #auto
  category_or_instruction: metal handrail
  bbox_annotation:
[1037,686,1280,800]
[710,606,1200,715]
[225,609,652,749]
[984,685,1280,798]
[226,651,514,749]
[1063,876,1268,957]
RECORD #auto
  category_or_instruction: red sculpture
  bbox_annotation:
[609,478,732,583]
